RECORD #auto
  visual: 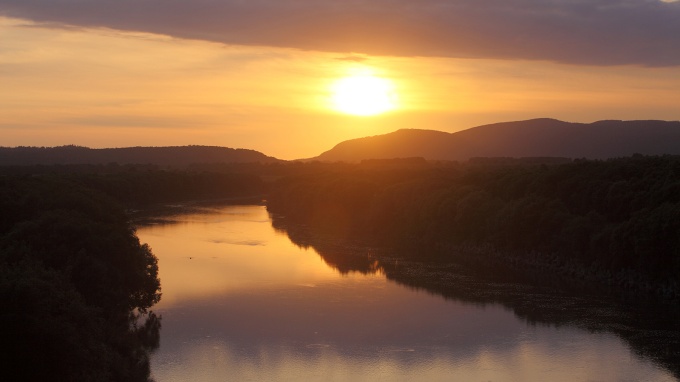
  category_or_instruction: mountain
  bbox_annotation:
[0,145,281,166]
[312,119,680,162]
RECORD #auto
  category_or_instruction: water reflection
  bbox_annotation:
[272,210,680,380]
[138,206,339,306]
[149,279,673,382]
[137,205,678,382]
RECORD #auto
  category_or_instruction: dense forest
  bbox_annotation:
[0,164,267,208]
[0,176,161,381]
[267,155,680,298]
[0,167,267,381]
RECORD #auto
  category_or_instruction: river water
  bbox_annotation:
[136,205,678,382]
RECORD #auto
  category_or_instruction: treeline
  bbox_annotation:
[72,170,265,208]
[0,176,161,381]
[0,145,280,166]
[0,166,267,380]
[267,155,680,297]
[0,164,267,208]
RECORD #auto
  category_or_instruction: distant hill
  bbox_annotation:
[312,119,680,162]
[0,145,281,166]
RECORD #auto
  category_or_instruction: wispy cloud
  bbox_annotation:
[335,55,368,63]
[1,0,679,66]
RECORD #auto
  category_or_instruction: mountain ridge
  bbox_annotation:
[312,118,680,162]
[0,145,281,166]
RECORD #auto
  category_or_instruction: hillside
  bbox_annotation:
[312,119,680,162]
[0,145,281,166]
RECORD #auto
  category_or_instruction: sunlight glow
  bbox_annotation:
[135,206,342,306]
[331,73,397,116]
[3,17,680,159]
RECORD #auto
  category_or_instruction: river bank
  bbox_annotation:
[270,214,680,380]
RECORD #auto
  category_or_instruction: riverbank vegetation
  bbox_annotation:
[1,155,678,379]
[0,167,266,381]
[0,176,161,381]
[267,155,680,298]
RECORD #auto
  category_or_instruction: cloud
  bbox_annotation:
[1,0,679,66]
[335,55,368,63]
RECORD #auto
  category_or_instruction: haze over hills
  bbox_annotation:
[312,119,680,162]
[4,119,680,166]
[0,145,281,166]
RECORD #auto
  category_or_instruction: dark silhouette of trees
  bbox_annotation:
[0,176,161,381]
[267,155,680,297]
[0,145,280,166]
[0,163,270,381]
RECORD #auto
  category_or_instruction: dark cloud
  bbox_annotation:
[1,0,680,66]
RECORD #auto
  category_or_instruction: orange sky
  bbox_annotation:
[2,5,680,159]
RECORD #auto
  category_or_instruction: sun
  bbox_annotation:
[331,74,397,116]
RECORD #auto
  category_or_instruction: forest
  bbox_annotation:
[0,167,266,381]
[0,164,266,208]
[267,155,680,298]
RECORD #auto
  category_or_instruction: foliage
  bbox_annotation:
[267,156,680,296]
[0,176,162,381]
[0,164,268,380]
[0,163,266,208]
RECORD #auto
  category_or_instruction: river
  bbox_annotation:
[136,205,678,382]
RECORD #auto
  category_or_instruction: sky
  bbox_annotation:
[1,0,680,159]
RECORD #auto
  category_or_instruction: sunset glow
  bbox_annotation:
[331,73,397,116]
[3,2,680,381]
[1,0,680,159]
